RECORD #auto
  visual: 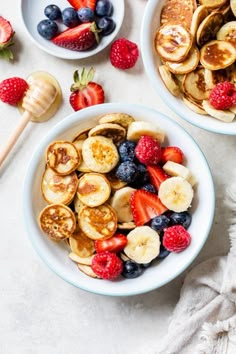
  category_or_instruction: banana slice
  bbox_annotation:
[196,12,224,47]
[46,141,81,175]
[202,100,235,122]
[159,65,181,96]
[127,121,165,144]
[124,226,160,264]
[118,221,136,230]
[77,173,111,207]
[88,123,126,144]
[199,0,228,8]
[183,95,208,115]
[69,228,95,257]
[41,167,78,205]
[216,21,236,46]
[190,5,209,38]
[79,204,117,240]
[39,204,76,241]
[110,186,136,223]
[69,252,94,265]
[183,67,209,102]
[231,0,236,16]
[200,40,236,70]
[155,23,193,63]
[98,113,135,129]
[158,176,194,212]
[163,161,197,186]
[82,136,119,173]
[105,170,127,191]
[164,46,200,75]
[73,139,92,173]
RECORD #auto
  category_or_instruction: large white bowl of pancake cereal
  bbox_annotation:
[23,103,214,296]
[141,0,236,134]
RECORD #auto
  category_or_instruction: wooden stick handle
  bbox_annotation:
[0,111,32,167]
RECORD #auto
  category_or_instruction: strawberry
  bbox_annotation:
[0,16,15,61]
[91,251,123,279]
[135,135,162,165]
[163,225,191,252]
[161,146,184,164]
[130,190,168,226]
[95,233,128,253]
[0,77,28,105]
[110,38,139,70]
[147,165,169,190]
[67,0,96,10]
[51,22,99,51]
[69,67,104,111]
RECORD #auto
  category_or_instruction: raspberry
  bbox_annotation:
[163,225,191,253]
[110,38,139,70]
[135,135,162,165]
[0,77,28,105]
[91,251,123,279]
[209,81,236,110]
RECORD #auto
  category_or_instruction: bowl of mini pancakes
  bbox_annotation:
[23,103,214,296]
[141,0,236,134]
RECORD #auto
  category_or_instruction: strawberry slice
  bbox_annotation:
[67,0,96,10]
[161,146,184,164]
[130,190,168,226]
[147,165,169,190]
[51,22,99,51]
[0,16,13,43]
[95,234,128,253]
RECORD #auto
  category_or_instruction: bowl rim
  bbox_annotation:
[22,103,215,296]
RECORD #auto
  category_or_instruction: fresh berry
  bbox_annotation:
[122,260,144,279]
[95,0,113,17]
[44,4,62,21]
[130,189,168,226]
[37,19,58,40]
[95,233,128,253]
[97,17,115,36]
[91,251,123,279]
[135,135,162,165]
[67,0,97,11]
[142,183,156,194]
[115,161,139,183]
[62,7,80,28]
[110,38,139,70]
[0,16,15,61]
[136,164,150,184]
[163,225,191,252]
[77,7,95,22]
[161,146,184,164]
[52,22,99,51]
[0,77,28,105]
[69,67,104,111]
[169,211,192,229]
[209,81,236,110]
[157,243,170,259]
[118,140,137,162]
[150,215,170,231]
[147,165,169,190]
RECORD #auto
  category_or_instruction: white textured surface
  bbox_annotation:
[0,0,234,353]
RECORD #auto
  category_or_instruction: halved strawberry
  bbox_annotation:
[130,190,168,226]
[147,165,169,190]
[0,16,15,61]
[95,234,128,253]
[161,146,184,164]
[67,0,96,10]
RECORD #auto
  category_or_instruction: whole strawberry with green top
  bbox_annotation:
[0,16,15,60]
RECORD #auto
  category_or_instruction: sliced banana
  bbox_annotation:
[127,121,165,144]
[124,226,160,264]
[41,167,78,205]
[39,204,76,241]
[202,100,235,122]
[190,5,209,38]
[69,252,94,265]
[110,186,136,223]
[73,139,92,173]
[117,221,136,230]
[158,176,194,212]
[196,12,224,47]
[82,136,119,173]
[183,67,209,102]
[164,46,200,75]
[216,21,236,46]
[88,123,126,145]
[158,65,181,96]
[105,170,127,191]
[199,0,228,8]
[200,40,236,70]
[46,141,81,175]
[183,95,208,115]
[77,173,111,207]
[163,161,197,186]
[231,0,236,16]
[98,113,135,129]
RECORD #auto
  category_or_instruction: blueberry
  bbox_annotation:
[95,0,113,17]
[118,140,137,162]
[37,19,58,40]
[44,4,61,21]
[150,215,170,231]
[115,161,139,183]
[169,211,192,229]
[77,7,94,22]
[97,17,115,35]
[62,7,79,28]
[157,244,170,259]
[122,260,144,279]
[130,164,150,188]
[142,183,156,194]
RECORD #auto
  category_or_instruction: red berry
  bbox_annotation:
[135,135,162,165]
[163,225,191,253]
[209,81,236,110]
[91,251,123,280]
[161,146,184,164]
[67,0,96,10]
[110,38,139,70]
[0,77,28,105]
[147,165,169,190]
[95,234,128,253]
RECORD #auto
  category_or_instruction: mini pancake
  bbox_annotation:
[183,67,209,102]
[196,12,224,47]
[72,139,92,173]
[160,0,196,29]
[183,95,208,115]
[200,40,236,70]
[69,229,95,257]
[98,113,135,129]
[198,0,228,8]
[190,5,209,38]
[164,46,200,75]
[88,123,126,145]
[158,65,181,96]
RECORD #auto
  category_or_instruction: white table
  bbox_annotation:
[0,1,233,353]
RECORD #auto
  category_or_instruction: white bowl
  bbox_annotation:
[20,0,124,59]
[141,0,236,135]
[23,103,215,296]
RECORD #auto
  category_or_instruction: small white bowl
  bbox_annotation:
[141,0,236,135]
[20,0,124,59]
[23,103,215,296]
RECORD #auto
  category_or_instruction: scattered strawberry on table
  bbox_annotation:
[0,77,28,105]
[0,16,15,60]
